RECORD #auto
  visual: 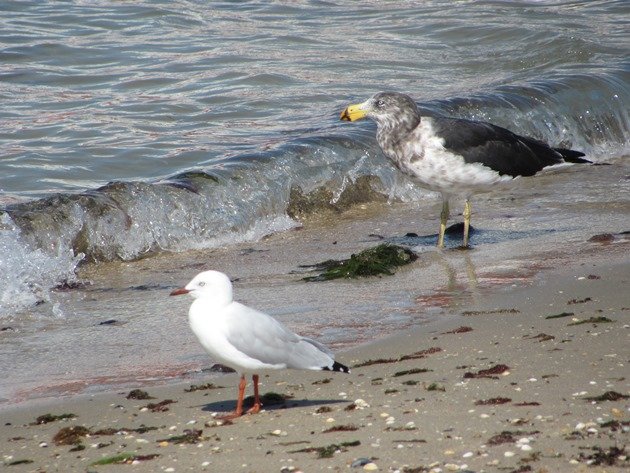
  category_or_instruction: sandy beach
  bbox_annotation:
[1,216,628,472]
[2,2,629,472]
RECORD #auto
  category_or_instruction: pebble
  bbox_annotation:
[39,442,48,448]
[201,461,210,467]
[165,469,175,472]
[350,457,372,468]
[353,399,370,409]
[385,416,395,425]
[325,418,335,423]
[444,464,459,471]
[520,444,533,452]
[363,463,378,471]
[270,429,288,437]
[504,451,515,457]
[462,451,473,458]
[280,467,303,473]
[136,438,149,444]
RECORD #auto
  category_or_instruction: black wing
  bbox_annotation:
[430,117,585,177]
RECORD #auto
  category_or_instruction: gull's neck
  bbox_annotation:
[375,111,421,162]
[190,290,233,313]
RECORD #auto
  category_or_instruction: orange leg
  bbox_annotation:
[246,374,262,415]
[218,374,247,420]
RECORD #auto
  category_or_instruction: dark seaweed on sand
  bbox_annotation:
[474,397,512,405]
[583,391,629,402]
[53,426,91,445]
[322,424,359,433]
[157,429,203,445]
[6,459,34,466]
[184,383,223,392]
[144,399,176,412]
[487,430,539,446]
[290,440,361,458]
[301,244,417,281]
[33,413,76,424]
[463,364,510,379]
[578,446,628,466]
[393,368,431,377]
[545,311,574,319]
[354,347,442,367]
[126,389,154,400]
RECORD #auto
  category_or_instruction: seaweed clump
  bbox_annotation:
[33,413,76,425]
[53,426,91,446]
[302,244,417,281]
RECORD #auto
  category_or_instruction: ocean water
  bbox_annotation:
[1,0,629,405]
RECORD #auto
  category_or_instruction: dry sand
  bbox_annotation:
[1,256,628,472]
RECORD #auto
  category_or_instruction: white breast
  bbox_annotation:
[397,119,514,197]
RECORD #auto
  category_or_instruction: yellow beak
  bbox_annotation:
[340,103,367,121]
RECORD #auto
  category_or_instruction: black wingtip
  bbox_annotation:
[555,147,591,164]
[323,361,350,374]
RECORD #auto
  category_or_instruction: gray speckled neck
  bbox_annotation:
[375,109,421,166]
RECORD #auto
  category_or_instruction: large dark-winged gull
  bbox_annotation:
[340,91,590,247]
[170,270,349,420]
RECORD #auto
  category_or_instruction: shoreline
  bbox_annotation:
[2,182,630,409]
[2,258,628,472]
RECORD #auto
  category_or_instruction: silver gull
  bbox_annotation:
[170,270,349,419]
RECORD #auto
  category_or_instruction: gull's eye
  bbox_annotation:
[198,281,205,287]
[376,99,385,108]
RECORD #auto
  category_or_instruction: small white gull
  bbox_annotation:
[170,270,349,419]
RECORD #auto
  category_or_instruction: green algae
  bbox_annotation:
[302,244,417,281]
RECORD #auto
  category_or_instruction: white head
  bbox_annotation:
[170,270,233,306]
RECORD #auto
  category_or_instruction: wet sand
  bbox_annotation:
[2,158,629,407]
[1,252,629,471]
[1,158,629,471]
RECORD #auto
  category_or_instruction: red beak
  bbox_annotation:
[170,288,190,296]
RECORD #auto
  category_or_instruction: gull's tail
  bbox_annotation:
[323,361,351,374]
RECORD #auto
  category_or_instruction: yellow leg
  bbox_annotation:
[438,199,449,248]
[463,199,471,247]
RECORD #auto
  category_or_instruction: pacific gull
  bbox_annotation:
[170,270,349,419]
[341,91,590,247]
